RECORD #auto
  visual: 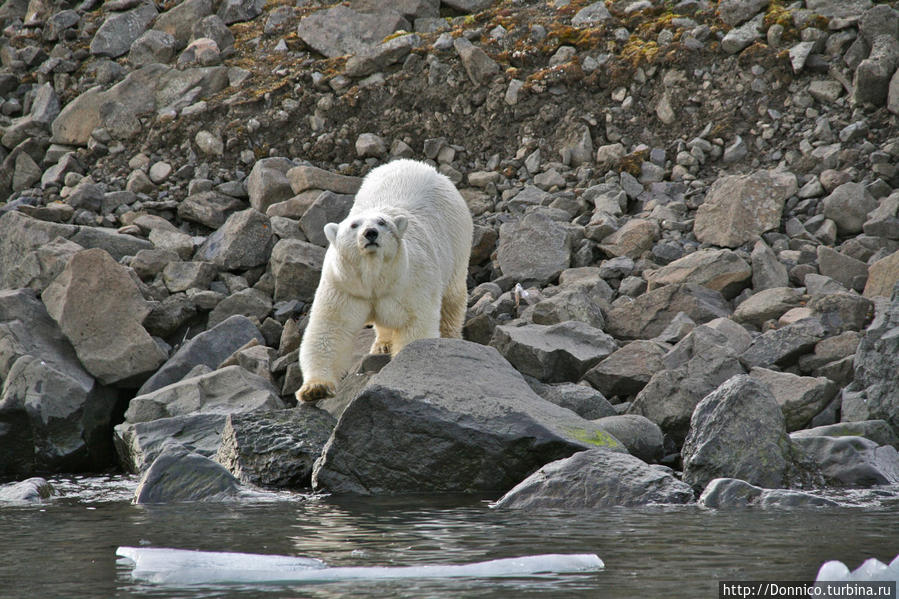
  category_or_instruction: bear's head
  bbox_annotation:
[324,210,408,261]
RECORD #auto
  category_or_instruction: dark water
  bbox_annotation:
[2,476,898,599]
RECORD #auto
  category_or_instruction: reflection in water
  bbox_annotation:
[0,477,897,599]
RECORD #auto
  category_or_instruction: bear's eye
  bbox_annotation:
[350,222,359,229]
[377,219,386,227]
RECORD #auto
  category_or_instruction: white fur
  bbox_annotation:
[297,159,473,402]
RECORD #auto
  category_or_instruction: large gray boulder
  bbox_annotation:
[646,249,751,299]
[0,354,116,476]
[698,478,837,509]
[682,375,792,491]
[492,448,694,509]
[113,413,227,474]
[841,285,899,434]
[311,339,625,495]
[791,420,899,449]
[299,192,355,247]
[90,1,157,58]
[528,381,616,421]
[215,406,335,488]
[490,321,617,383]
[605,284,731,340]
[134,444,241,504]
[749,368,839,432]
[296,5,409,58]
[194,209,274,270]
[137,315,264,396]
[792,436,899,487]
[693,170,797,248]
[124,366,285,424]
[740,318,826,369]
[496,211,571,284]
[270,239,325,303]
[582,340,669,398]
[41,248,166,385]
[822,182,879,236]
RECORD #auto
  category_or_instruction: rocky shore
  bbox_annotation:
[1,0,899,509]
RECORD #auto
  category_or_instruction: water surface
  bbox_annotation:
[1,476,898,598]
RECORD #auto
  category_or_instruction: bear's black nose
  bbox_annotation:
[363,228,379,241]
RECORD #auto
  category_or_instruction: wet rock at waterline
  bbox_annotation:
[492,448,694,510]
[134,444,241,504]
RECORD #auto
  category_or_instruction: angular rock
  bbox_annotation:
[270,239,325,303]
[490,321,617,383]
[792,436,899,487]
[215,406,335,488]
[605,284,732,340]
[646,248,751,298]
[90,1,157,58]
[694,170,797,248]
[177,190,245,229]
[134,444,240,503]
[808,293,873,334]
[296,5,409,58]
[721,14,763,54]
[529,287,606,329]
[286,165,362,195]
[0,211,76,290]
[582,340,669,398]
[125,365,285,424]
[152,0,214,48]
[792,420,899,449]
[822,182,878,236]
[346,33,419,77]
[571,2,612,25]
[734,287,806,327]
[246,158,294,214]
[840,286,899,433]
[740,318,826,369]
[311,339,625,495]
[161,261,217,293]
[592,414,664,463]
[852,35,899,107]
[194,209,274,270]
[717,0,769,26]
[496,211,570,284]
[599,218,659,259]
[817,246,868,292]
[217,0,263,24]
[40,249,166,385]
[138,315,263,396]
[749,367,839,432]
[129,29,176,66]
[299,192,354,247]
[698,478,837,509]
[453,37,500,85]
[629,354,745,445]
[207,288,272,328]
[113,413,227,473]
[863,193,899,239]
[863,251,899,299]
[751,239,790,290]
[528,381,616,420]
[492,448,693,510]
[682,375,792,490]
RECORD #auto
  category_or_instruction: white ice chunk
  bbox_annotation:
[116,546,603,585]
[815,554,899,584]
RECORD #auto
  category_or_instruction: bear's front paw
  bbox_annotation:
[296,379,336,403]
[370,341,392,355]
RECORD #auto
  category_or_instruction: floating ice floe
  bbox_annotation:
[116,546,603,585]
[816,554,899,583]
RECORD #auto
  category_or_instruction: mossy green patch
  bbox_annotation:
[567,427,622,449]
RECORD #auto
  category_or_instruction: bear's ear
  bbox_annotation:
[323,223,339,245]
[393,215,408,239]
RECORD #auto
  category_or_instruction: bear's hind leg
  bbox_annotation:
[370,325,394,355]
[439,276,467,338]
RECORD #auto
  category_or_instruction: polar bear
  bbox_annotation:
[296,159,474,402]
